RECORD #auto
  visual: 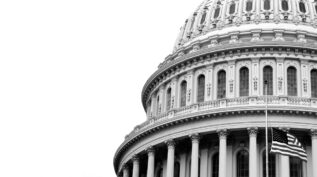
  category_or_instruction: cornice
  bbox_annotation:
[113,105,317,172]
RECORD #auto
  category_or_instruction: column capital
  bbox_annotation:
[146,146,155,154]
[132,155,140,163]
[165,139,176,148]
[247,127,258,137]
[189,133,200,143]
[311,129,317,138]
[123,163,129,170]
[217,129,228,139]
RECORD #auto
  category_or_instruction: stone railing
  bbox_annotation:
[127,96,317,140]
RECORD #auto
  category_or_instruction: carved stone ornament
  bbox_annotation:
[303,79,308,92]
[278,77,283,91]
[229,80,234,93]
[146,146,155,154]
[253,77,258,91]
[190,44,201,53]
[207,83,211,96]
[171,96,175,108]
[247,127,258,137]
[187,89,191,102]
[273,32,285,41]
[295,34,307,43]
[311,129,317,137]
[217,129,228,139]
[229,34,240,44]
[132,155,140,163]
[165,139,176,148]
[251,32,263,42]
[190,133,200,143]
[208,39,218,48]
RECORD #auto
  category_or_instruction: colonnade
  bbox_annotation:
[121,129,317,177]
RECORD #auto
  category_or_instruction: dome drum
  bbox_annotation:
[114,0,317,177]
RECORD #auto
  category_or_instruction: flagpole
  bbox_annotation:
[265,80,269,177]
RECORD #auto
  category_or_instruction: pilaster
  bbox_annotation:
[301,60,310,97]
[187,71,195,105]
[206,65,214,101]
[171,78,178,109]
[228,61,236,98]
[276,57,285,95]
[123,164,129,177]
[251,58,260,96]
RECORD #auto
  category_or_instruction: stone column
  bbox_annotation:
[132,156,140,177]
[190,134,200,177]
[146,147,155,177]
[248,127,258,177]
[166,139,175,177]
[123,165,129,177]
[200,148,208,177]
[217,129,228,177]
[312,129,317,177]
[280,155,290,177]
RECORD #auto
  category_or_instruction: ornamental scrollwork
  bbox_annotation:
[278,77,283,91]
[247,127,258,137]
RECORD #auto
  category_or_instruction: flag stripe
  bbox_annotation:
[272,142,306,154]
[270,149,307,161]
[271,145,307,158]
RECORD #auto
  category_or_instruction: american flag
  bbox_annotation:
[270,128,307,161]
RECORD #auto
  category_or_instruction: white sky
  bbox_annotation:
[0,0,202,177]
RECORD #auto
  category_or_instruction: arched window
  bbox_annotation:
[262,150,276,177]
[246,0,253,11]
[311,69,317,98]
[217,70,226,99]
[229,3,236,14]
[299,1,306,13]
[156,95,160,115]
[290,157,303,177]
[197,75,205,103]
[263,66,273,95]
[282,0,289,11]
[264,0,270,10]
[237,150,249,177]
[174,162,180,177]
[180,81,187,107]
[200,11,207,24]
[166,88,172,111]
[240,67,249,96]
[212,153,219,177]
[287,67,297,96]
[214,7,221,18]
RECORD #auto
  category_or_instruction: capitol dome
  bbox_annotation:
[114,0,317,177]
